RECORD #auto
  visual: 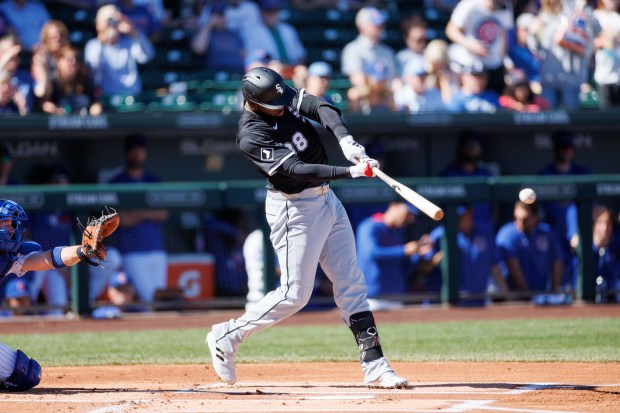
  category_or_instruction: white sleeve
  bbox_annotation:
[449,0,471,29]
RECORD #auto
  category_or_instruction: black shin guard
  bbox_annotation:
[349,311,384,363]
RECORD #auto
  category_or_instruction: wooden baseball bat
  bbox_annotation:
[373,168,444,221]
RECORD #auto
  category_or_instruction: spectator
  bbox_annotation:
[593,0,620,109]
[40,45,103,116]
[356,202,431,311]
[85,4,155,97]
[89,246,144,317]
[291,0,380,9]
[190,2,245,74]
[304,61,335,105]
[1,277,31,316]
[31,20,69,101]
[0,0,50,50]
[499,76,551,112]
[26,163,74,316]
[204,208,248,298]
[117,0,162,43]
[423,39,460,103]
[445,0,514,95]
[447,61,501,113]
[133,0,167,27]
[106,269,137,307]
[394,59,445,113]
[341,7,397,111]
[0,69,26,114]
[89,245,123,303]
[347,60,395,114]
[0,34,34,112]
[508,12,542,95]
[590,205,620,302]
[538,130,591,291]
[528,0,601,110]
[422,205,508,306]
[108,134,169,303]
[0,144,17,185]
[244,48,274,71]
[440,130,497,229]
[395,14,427,78]
[196,0,262,40]
[496,200,563,295]
[243,0,306,77]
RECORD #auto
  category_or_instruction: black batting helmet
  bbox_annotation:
[241,67,295,110]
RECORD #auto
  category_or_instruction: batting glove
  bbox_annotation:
[339,135,368,164]
[349,158,379,178]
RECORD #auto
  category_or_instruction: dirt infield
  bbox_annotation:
[1,303,619,413]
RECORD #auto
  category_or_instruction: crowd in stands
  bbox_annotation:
[0,0,616,114]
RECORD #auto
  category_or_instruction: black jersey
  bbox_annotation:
[237,89,346,194]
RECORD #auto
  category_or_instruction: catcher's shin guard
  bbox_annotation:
[349,311,384,363]
[2,350,42,392]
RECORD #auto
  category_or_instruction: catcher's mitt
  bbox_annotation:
[77,207,120,266]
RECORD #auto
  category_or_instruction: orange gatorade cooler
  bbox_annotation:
[167,253,215,300]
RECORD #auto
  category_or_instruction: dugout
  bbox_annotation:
[1,110,619,313]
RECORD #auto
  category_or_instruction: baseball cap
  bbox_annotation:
[245,48,272,68]
[124,133,147,152]
[5,278,29,299]
[307,61,332,78]
[109,271,130,288]
[260,0,281,10]
[552,130,575,149]
[212,2,226,15]
[355,7,386,27]
[365,61,388,80]
[96,4,119,26]
[516,13,534,30]
[406,204,419,216]
[403,59,427,77]
[456,204,472,216]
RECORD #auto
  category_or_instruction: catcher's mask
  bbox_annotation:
[241,67,295,110]
[0,199,27,253]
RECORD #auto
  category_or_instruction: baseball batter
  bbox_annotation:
[206,67,408,389]
[0,199,117,391]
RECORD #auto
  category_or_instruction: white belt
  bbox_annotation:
[269,184,330,200]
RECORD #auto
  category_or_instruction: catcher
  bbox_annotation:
[0,199,119,392]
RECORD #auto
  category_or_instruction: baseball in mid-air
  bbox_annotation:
[519,188,537,204]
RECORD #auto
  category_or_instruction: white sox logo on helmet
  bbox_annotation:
[276,84,284,94]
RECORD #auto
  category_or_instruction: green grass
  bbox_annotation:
[3,318,619,366]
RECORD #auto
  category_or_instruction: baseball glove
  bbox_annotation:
[77,207,120,266]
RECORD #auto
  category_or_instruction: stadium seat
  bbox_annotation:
[160,28,192,48]
[101,94,145,113]
[197,91,240,113]
[579,89,599,109]
[154,49,197,70]
[147,94,197,112]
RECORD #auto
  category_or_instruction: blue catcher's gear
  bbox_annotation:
[2,350,42,392]
[0,200,28,255]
